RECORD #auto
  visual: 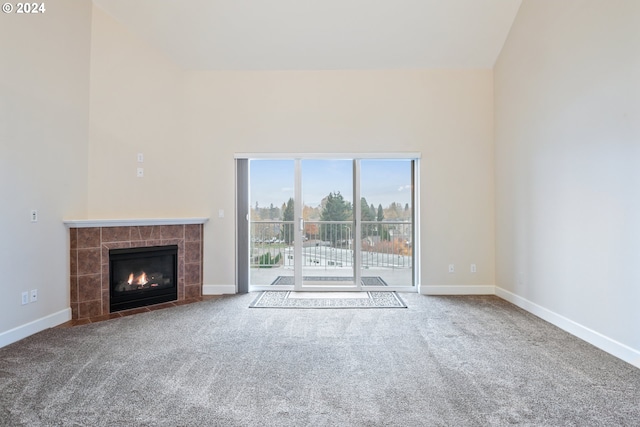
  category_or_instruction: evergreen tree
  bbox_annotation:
[360,197,375,221]
[281,198,295,244]
[388,202,399,219]
[377,204,384,222]
[320,192,351,244]
[321,192,350,221]
[361,197,375,238]
[282,198,295,221]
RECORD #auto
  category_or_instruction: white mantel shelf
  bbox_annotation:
[63,218,209,228]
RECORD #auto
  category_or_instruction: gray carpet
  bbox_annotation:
[1,294,639,426]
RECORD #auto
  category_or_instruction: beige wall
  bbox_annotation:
[88,5,191,219]
[183,70,496,290]
[0,1,92,341]
[86,8,496,292]
[495,0,640,357]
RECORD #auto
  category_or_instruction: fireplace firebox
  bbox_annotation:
[109,245,178,312]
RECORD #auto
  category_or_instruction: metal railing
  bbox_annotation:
[250,220,412,269]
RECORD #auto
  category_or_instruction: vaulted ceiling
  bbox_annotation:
[91,0,522,70]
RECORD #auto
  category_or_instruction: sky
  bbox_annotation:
[249,159,413,209]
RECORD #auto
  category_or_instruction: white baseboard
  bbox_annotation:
[495,287,640,369]
[421,285,496,295]
[0,308,71,349]
[203,284,236,295]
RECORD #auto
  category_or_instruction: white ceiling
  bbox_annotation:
[91,0,522,70]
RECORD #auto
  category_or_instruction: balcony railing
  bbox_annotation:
[250,220,412,269]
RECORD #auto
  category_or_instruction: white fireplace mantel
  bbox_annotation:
[63,218,209,228]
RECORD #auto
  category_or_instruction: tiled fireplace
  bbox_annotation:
[67,219,206,320]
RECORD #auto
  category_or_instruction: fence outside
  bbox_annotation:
[250,220,413,270]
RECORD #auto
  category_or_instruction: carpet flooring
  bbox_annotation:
[1,293,639,426]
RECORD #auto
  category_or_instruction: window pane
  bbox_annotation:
[301,159,354,286]
[249,160,295,286]
[360,159,413,286]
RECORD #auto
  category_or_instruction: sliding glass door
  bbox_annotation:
[300,159,356,289]
[247,156,416,292]
[359,159,414,288]
[248,160,296,289]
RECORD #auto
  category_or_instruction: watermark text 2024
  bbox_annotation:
[2,3,46,14]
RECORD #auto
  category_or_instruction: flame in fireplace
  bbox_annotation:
[127,272,149,286]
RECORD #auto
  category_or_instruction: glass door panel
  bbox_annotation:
[360,159,414,288]
[249,160,295,288]
[248,157,416,292]
[300,159,356,288]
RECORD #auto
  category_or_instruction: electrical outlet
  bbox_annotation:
[21,292,29,305]
[31,209,38,222]
[448,264,455,273]
[137,153,144,163]
[137,167,144,178]
[30,289,38,303]
[471,264,477,273]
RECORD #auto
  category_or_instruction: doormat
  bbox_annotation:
[269,276,389,286]
[249,291,407,309]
